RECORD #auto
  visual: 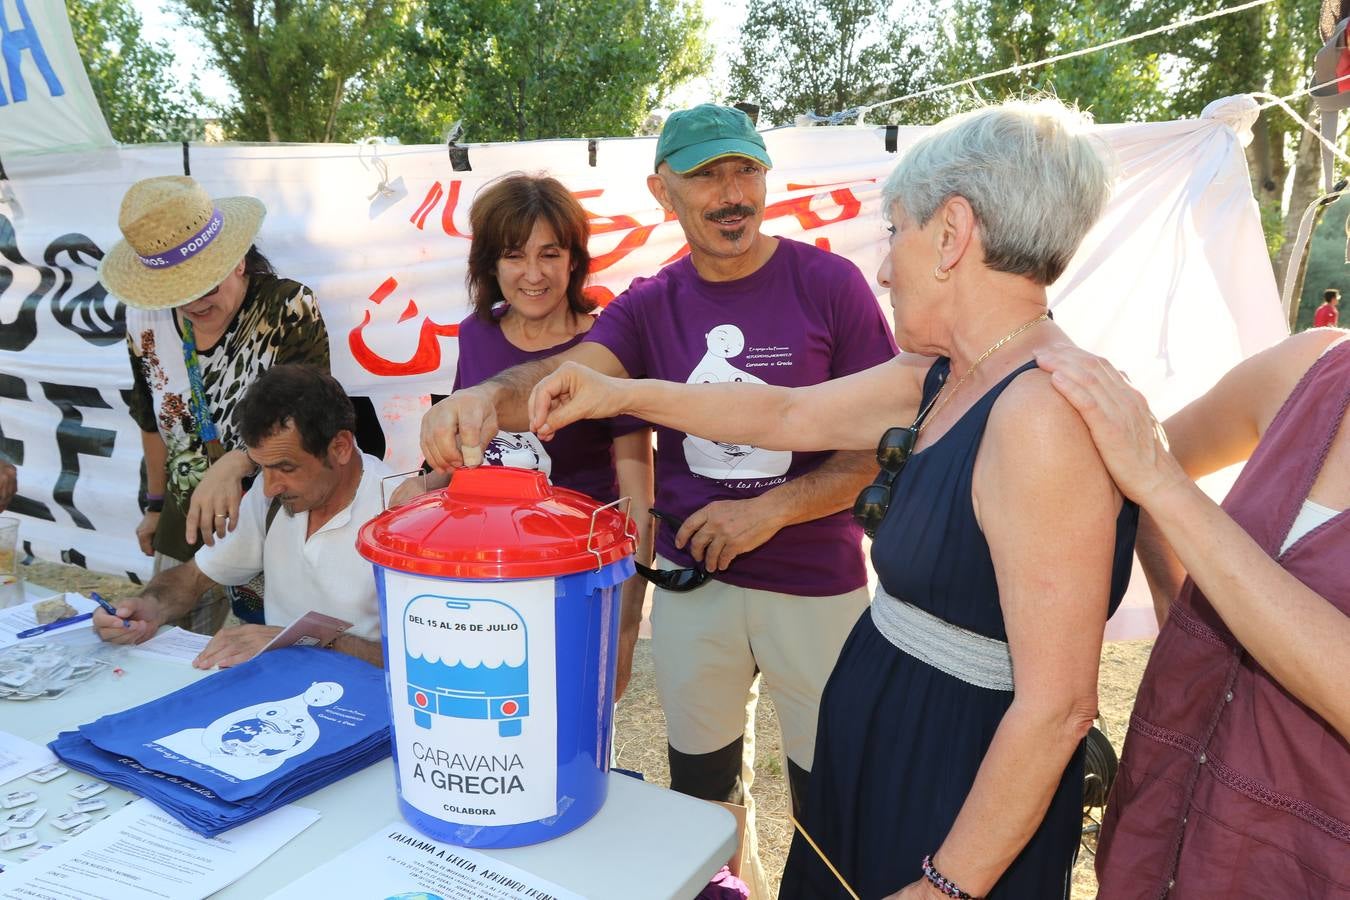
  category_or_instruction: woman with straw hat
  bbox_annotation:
[99,175,331,630]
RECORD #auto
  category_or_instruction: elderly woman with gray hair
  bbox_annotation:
[529,99,1138,899]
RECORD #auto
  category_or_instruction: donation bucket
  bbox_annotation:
[357,466,635,848]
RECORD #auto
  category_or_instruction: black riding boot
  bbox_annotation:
[667,736,745,804]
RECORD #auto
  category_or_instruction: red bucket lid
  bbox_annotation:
[357,466,634,579]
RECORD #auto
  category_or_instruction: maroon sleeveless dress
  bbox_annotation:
[1096,340,1350,899]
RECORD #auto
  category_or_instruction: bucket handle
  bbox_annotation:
[379,469,425,511]
[586,496,635,572]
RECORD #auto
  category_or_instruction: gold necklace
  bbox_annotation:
[916,312,1050,433]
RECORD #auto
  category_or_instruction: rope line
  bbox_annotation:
[1251,92,1350,169]
[1257,71,1350,110]
[859,0,1276,121]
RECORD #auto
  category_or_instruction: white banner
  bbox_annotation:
[0,0,113,156]
[0,106,1287,638]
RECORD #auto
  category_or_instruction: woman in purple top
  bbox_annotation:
[403,174,653,700]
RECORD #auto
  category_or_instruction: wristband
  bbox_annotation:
[143,493,164,513]
[922,855,977,899]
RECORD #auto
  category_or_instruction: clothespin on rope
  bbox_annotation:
[446,120,471,172]
[357,137,396,201]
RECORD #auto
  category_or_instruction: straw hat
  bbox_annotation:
[98,176,266,310]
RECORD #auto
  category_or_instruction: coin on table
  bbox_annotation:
[50,811,91,831]
[27,763,69,784]
[67,781,109,800]
[0,829,38,851]
[1,791,36,809]
[3,807,45,829]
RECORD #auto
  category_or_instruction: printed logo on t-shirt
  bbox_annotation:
[482,431,553,477]
[682,324,792,480]
[151,681,344,780]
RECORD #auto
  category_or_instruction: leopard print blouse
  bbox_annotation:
[126,274,330,560]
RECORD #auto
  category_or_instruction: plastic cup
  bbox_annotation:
[0,516,21,607]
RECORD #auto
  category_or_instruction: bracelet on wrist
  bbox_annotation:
[922,854,978,899]
[142,493,164,513]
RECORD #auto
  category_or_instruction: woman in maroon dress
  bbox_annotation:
[1039,329,1350,899]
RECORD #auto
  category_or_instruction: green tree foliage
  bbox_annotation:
[171,0,410,142]
[66,0,203,143]
[929,0,1170,123]
[726,0,941,126]
[926,0,1330,303]
[382,0,710,144]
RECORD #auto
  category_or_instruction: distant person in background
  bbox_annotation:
[394,173,654,701]
[1314,287,1340,327]
[0,460,14,511]
[94,366,389,669]
[98,176,332,632]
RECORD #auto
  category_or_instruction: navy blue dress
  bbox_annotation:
[779,359,1138,900]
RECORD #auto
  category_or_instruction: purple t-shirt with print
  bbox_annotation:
[584,238,898,596]
[455,309,628,503]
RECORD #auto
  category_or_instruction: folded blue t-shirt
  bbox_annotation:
[77,647,390,803]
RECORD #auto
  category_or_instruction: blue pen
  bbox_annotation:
[16,612,94,639]
[90,591,130,629]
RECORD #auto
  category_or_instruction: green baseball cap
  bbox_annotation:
[654,104,772,174]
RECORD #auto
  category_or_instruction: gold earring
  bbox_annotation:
[933,264,950,282]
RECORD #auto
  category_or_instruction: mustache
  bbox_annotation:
[705,204,755,222]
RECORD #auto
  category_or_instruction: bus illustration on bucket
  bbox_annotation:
[403,595,531,738]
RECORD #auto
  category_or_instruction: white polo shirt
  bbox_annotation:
[195,453,390,641]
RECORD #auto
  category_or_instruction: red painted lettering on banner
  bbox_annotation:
[785,179,877,192]
[369,276,398,304]
[574,190,681,274]
[348,277,460,377]
[409,183,443,231]
[408,180,471,237]
[440,180,470,237]
[763,186,867,229]
[583,285,615,307]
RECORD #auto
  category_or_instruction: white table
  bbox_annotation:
[5,642,736,899]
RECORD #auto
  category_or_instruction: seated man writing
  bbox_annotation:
[93,365,389,668]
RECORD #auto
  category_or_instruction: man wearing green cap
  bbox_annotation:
[420,104,897,882]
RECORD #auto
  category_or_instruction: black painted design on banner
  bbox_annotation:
[45,233,123,346]
[61,547,87,568]
[0,213,53,352]
[0,216,122,350]
[41,382,116,530]
[0,372,54,521]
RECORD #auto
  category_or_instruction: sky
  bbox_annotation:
[128,0,748,120]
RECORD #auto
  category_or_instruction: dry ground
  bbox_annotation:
[23,559,1153,899]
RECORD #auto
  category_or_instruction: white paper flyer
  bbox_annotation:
[0,798,318,899]
[267,821,584,900]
